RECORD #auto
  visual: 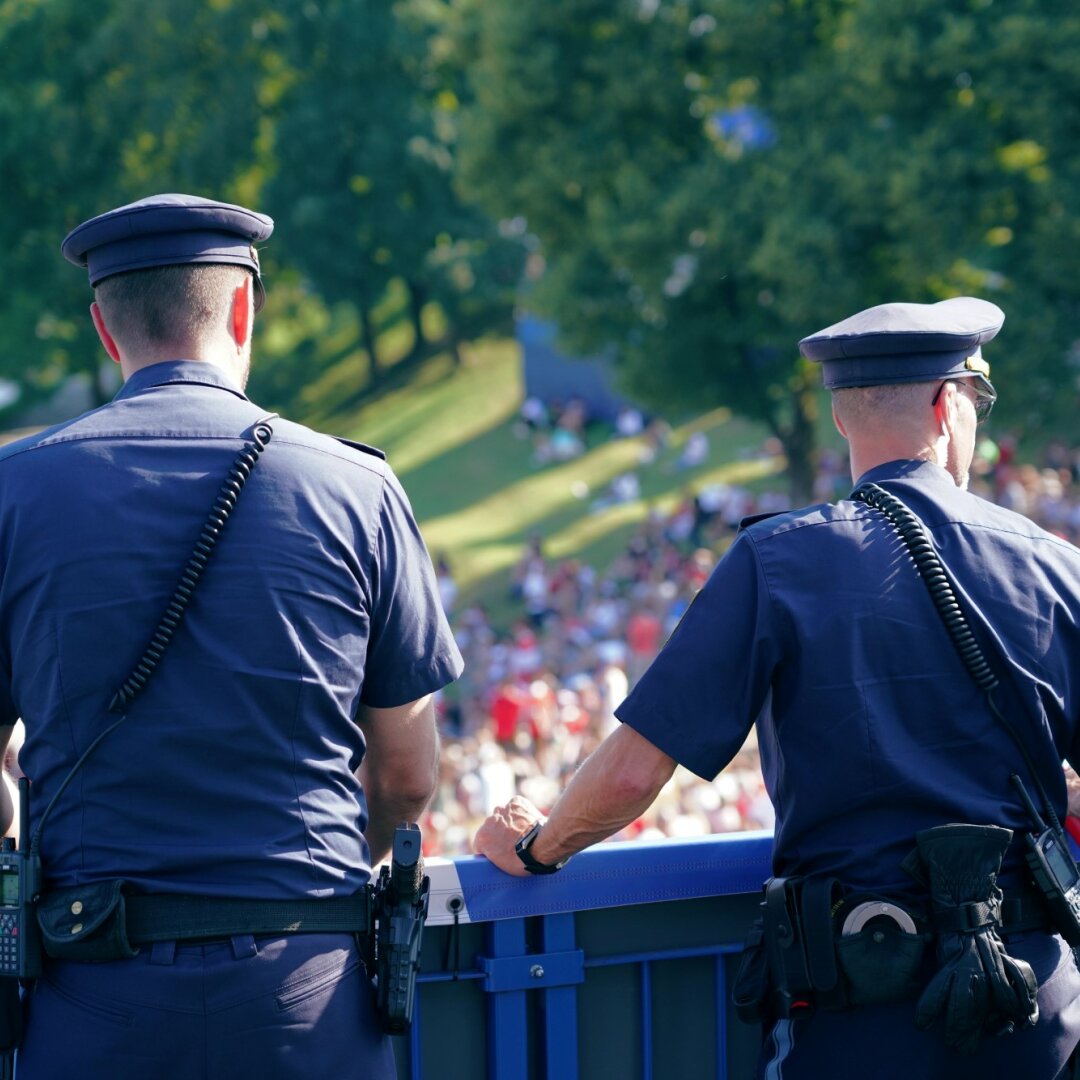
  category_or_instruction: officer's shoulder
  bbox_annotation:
[331,435,386,461]
[0,408,105,464]
[737,501,840,538]
[273,419,388,471]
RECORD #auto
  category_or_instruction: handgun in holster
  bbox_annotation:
[371,823,430,1035]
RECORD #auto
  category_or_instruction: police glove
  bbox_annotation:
[910,824,1038,1055]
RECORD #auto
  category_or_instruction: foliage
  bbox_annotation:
[448,0,1080,497]
[1,0,1079,478]
[0,0,521,411]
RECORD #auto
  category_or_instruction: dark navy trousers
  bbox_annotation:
[15,932,395,1079]
[756,933,1080,1080]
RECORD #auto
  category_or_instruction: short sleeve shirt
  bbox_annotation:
[0,360,463,898]
[617,460,1080,896]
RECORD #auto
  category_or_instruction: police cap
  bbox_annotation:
[799,297,1004,390]
[61,193,274,312]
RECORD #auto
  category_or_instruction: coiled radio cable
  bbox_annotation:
[29,415,276,854]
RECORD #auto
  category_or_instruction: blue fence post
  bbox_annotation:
[539,913,579,1080]
[486,918,529,1080]
[715,954,728,1080]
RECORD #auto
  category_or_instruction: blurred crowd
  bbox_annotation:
[421,402,1080,858]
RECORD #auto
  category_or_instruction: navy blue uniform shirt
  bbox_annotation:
[617,460,1080,897]
[0,360,462,898]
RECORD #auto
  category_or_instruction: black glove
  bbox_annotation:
[911,824,1038,1055]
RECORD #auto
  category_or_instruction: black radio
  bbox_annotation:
[1012,774,1080,946]
[0,778,42,979]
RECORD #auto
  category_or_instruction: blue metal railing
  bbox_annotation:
[395,831,773,1080]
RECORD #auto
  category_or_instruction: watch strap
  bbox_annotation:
[514,821,568,875]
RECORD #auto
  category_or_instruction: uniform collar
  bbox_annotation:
[113,359,249,402]
[853,458,959,491]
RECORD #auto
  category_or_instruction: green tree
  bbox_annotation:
[0,0,128,409]
[268,0,522,386]
[0,0,279,412]
[450,0,1080,498]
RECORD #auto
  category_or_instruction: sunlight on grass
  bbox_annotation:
[338,340,522,475]
[545,457,782,560]
[253,327,784,615]
[422,437,654,548]
[423,419,784,597]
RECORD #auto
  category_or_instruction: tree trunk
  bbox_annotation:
[359,305,381,388]
[405,278,427,359]
[779,370,819,505]
[445,332,464,369]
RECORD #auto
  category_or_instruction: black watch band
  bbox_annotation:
[514,822,569,875]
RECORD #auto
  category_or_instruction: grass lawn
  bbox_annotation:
[329,337,787,623]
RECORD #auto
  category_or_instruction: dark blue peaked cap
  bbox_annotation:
[61,193,274,312]
[799,297,1004,389]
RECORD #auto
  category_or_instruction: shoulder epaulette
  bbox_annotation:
[738,511,783,531]
[333,436,386,461]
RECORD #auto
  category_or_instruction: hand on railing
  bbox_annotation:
[473,796,545,877]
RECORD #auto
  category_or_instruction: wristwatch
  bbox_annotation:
[514,821,570,875]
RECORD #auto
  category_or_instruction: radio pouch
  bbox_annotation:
[37,880,138,962]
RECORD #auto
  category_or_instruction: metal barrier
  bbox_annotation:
[393,831,773,1080]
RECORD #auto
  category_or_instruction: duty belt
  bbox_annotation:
[37,881,374,963]
[732,875,1055,1025]
[125,892,373,944]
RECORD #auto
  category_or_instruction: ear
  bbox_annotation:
[89,302,121,363]
[934,382,954,434]
[232,276,251,347]
[831,399,848,440]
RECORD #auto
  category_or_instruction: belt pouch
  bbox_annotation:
[38,880,138,962]
[836,923,926,1005]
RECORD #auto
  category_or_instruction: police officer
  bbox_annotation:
[476,298,1080,1078]
[0,193,462,1078]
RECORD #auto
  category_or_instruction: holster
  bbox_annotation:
[762,877,813,1018]
[733,877,840,1023]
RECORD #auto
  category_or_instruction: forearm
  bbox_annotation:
[0,724,15,840]
[356,696,440,866]
[530,735,674,864]
[474,723,678,875]
[0,769,13,843]
[362,781,435,866]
